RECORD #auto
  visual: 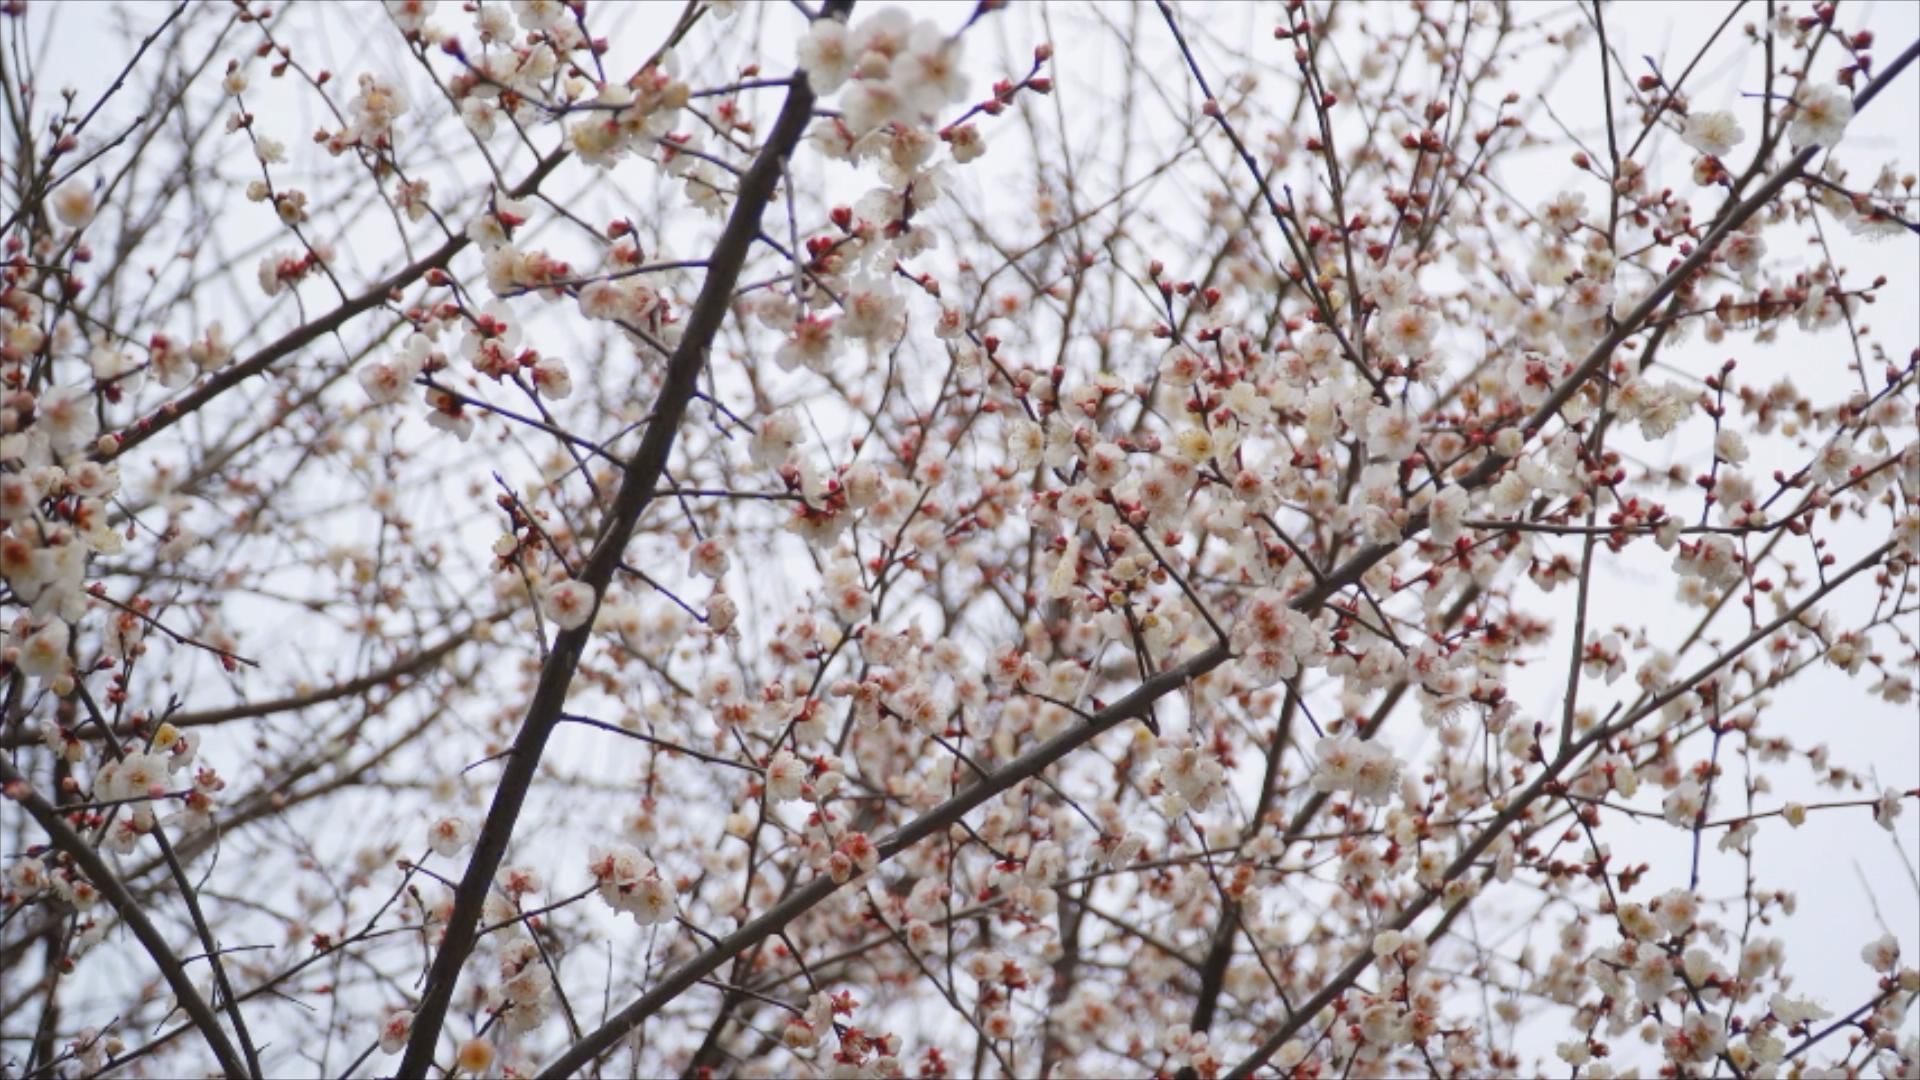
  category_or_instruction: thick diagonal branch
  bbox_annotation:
[536,26,1916,1080]
[1223,538,1896,1078]
[537,639,1232,1078]
[96,147,569,464]
[392,12,849,1073]
[0,620,487,749]
[0,756,251,1080]
[1217,38,1920,1076]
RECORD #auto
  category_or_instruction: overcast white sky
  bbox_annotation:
[15,0,1919,1070]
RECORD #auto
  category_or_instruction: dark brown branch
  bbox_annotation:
[1219,36,1920,1077]
[1,622,485,749]
[94,144,570,464]
[538,637,1234,1078]
[393,8,851,1070]
[0,756,251,1080]
[1224,537,1899,1077]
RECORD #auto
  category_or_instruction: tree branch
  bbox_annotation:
[393,7,853,1071]
[0,756,251,1080]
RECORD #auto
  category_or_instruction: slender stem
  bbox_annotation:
[393,8,854,1072]
[0,757,251,1080]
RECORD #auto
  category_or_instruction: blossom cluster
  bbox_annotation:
[3,1,1916,1078]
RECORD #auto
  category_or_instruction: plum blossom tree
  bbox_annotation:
[2,0,1917,1077]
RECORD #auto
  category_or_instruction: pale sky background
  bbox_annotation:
[12,0,1918,1072]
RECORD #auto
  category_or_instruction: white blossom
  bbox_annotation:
[1790,84,1853,147]
[1679,110,1745,156]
